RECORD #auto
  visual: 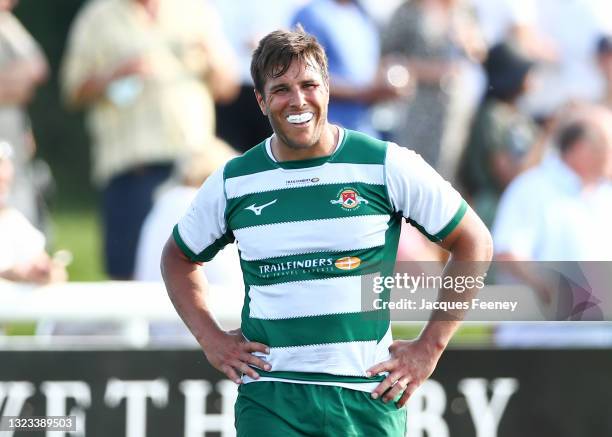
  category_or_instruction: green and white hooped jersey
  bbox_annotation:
[174,128,467,392]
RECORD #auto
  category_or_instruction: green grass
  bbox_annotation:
[51,205,108,282]
[392,322,493,346]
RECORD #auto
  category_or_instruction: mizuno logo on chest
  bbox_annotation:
[245,199,278,216]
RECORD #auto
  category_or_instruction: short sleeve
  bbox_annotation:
[0,14,43,59]
[59,4,105,105]
[0,209,45,271]
[492,172,539,258]
[385,142,467,242]
[173,166,234,262]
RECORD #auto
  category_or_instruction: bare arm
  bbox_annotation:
[0,53,47,105]
[494,251,553,304]
[368,207,493,406]
[330,78,405,104]
[198,38,239,104]
[161,237,270,383]
[0,252,67,284]
[67,57,150,108]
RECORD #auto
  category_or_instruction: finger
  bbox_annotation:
[383,376,411,403]
[232,360,260,380]
[371,370,402,400]
[366,359,394,378]
[221,364,242,385]
[396,383,418,408]
[241,352,272,371]
[242,341,270,355]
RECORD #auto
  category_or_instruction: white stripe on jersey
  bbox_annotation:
[234,214,390,261]
[225,163,385,199]
[248,275,364,320]
[249,326,393,379]
[241,376,380,393]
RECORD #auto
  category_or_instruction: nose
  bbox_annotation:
[289,87,307,108]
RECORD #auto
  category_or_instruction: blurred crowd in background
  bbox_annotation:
[2,0,612,335]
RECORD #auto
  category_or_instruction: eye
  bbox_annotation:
[273,87,288,94]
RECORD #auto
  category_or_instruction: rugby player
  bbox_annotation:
[162,28,492,436]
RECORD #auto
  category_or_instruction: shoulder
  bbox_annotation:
[332,129,388,165]
[76,0,115,20]
[223,141,274,179]
[292,0,335,28]
[384,141,432,174]
[68,0,117,36]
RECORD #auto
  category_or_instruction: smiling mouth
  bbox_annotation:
[286,112,314,124]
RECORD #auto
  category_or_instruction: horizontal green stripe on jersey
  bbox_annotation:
[239,246,396,286]
[242,310,390,348]
[226,182,390,230]
[223,129,386,179]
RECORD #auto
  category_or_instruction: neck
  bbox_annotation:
[271,124,338,162]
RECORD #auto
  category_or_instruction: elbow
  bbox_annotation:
[212,81,240,104]
[469,215,494,263]
[160,238,173,285]
[481,228,494,263]
[447,208,494,263]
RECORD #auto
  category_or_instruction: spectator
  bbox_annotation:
[492,105,612,347]
[493,104,612,262]
[292,0,403,136]
[382,0,486,169]
[0,0,48,229]
[0,142,66,284]
[60,0,239,279]
[470,0,556,61]
[524,0,612,117]
[134,137,240,288]
[458,42,540,227]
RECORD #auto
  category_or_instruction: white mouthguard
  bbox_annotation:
[286,113,314,124]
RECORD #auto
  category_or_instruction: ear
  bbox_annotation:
[254,89,268,116]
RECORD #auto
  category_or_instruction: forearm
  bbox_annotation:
[408,58,457,86]
[330,82,373,103]
[419,209,493,351]
[197,39,239,104]
[0,267,26,282]
[69,74,113,108]
[0,60,40,104]
[160,239,225,348]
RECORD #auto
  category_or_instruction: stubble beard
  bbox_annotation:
[270,114,323,151]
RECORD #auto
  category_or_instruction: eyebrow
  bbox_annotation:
[269,78,319,92]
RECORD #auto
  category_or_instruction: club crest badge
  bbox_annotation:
[330,188,368,210]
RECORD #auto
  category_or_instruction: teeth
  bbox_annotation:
[286,112,314,124]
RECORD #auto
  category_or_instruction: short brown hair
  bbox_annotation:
[250,26,329,96]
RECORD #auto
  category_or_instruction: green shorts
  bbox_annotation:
[235,381,407,437]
